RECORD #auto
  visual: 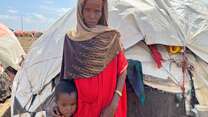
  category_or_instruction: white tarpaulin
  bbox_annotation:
[131,0,208,63]
[125,41,208,105]
[0,23,25,70]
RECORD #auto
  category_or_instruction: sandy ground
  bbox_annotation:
[0,99,11,117]
[18,36,37,52]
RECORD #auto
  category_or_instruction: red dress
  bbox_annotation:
[74,51,128,117]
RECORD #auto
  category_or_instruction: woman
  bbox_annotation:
[54,0,128,116]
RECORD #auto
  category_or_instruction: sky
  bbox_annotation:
[0,0,77,31]
[1,0,208,31]
[204,0,208,4]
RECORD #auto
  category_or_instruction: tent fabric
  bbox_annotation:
[129,0,208,63]
[190,57,208,106]
[11,0,208,115]
[0,23,25,70]
[125,41,191,93]
[126,41,208,105]
[125,42,185,83]
[110,0,208,64]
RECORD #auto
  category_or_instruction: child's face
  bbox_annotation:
[56,92,77,117]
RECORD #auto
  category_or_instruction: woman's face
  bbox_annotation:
[82,0,103,28]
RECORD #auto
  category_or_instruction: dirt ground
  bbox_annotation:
[18,36,37,52]
[0,99,11,117]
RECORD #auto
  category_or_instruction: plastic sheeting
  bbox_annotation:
[125,42,187,92]
[126,41,208,105]
[191,58,208,105]
[130,0,208,63]
[0,23,25,70]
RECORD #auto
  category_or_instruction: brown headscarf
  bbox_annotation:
[67,0,110,41]
[61,0,123,79]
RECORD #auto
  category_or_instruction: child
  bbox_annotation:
[54,79,77,117]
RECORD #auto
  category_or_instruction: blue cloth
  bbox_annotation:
[127,59,145,105]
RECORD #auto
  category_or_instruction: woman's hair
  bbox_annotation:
[55,79,77,100]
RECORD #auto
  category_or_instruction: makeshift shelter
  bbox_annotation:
[0,23,25,71]
[12,0,208,116]
[0,23,25,103]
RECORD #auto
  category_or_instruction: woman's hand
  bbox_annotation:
[101,70,127,117]
[100,94,120,117]
[100,104,116,117]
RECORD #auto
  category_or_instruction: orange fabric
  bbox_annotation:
[74,51,128,117]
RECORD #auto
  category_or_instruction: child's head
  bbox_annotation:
[55,79,77,117]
